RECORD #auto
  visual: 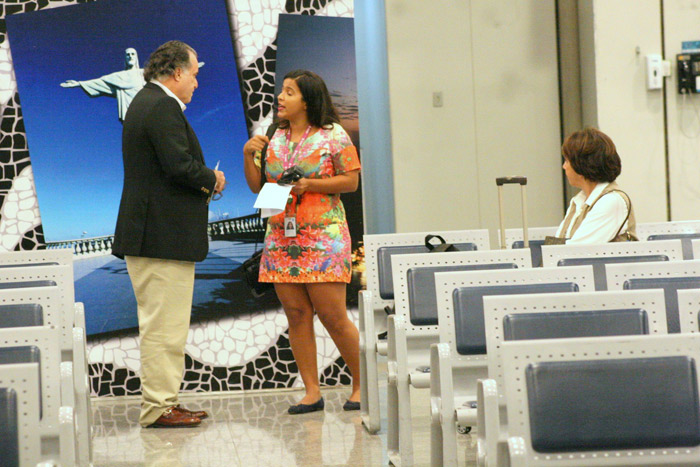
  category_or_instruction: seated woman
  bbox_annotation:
[554,127,637,243]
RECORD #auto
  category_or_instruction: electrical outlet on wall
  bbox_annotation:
[432,91,443,107]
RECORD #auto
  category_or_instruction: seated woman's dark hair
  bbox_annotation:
[278,69,340,129]
[562,127,621,183]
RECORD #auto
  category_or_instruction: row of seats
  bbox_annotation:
[0,249,93,467]
[359,221,700,466]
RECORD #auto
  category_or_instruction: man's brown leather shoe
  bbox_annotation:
[173,404,209,420]
[147,407,201,428]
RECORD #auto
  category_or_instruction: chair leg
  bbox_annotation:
[387,315,413,466]
[432,343,458,467]
[359,290,381,433]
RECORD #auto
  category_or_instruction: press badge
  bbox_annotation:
[284,217,297,237]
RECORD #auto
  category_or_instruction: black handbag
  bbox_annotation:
[241,249,274,298]
[425,234,459,253]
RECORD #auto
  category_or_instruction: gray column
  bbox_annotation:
[354,0,396,234]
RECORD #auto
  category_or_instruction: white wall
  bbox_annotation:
[384,0,563,236]
[577,0,667,223]
[664,0,700,220]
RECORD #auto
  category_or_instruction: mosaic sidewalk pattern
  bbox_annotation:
[0,0,357,396]
[89,331,351,397]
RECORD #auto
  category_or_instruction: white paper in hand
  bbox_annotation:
[254,183,293,218]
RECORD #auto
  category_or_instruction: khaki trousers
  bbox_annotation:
[125,255,195,427]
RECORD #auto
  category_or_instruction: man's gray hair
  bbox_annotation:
[143,40,197,82]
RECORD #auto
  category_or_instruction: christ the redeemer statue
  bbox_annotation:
[61,48,145,123]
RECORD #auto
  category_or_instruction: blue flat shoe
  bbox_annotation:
[288,397,324,415]
[343,400,361,411]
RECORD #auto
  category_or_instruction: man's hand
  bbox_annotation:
[60,80,80,88]
[243,135,270,158]
[214,170,226,193]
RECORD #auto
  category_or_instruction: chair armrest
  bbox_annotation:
[430,343,455,425]
[507,436,528,467]
[59,361,75,407]
[477,379,500,467]
[58,406,76,467]
[73,302,86,330]
[386,314,409,387]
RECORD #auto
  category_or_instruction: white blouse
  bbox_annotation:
[556,182,629,244]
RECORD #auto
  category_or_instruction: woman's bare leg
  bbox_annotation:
[307,282,360,402]
[275,283,321,404]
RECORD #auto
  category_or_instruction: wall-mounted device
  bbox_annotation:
[646,54,664,90]
[677,52,700,94]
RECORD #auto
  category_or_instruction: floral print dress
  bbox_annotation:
[257,123,360,283]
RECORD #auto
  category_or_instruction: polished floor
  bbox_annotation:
[92,375,476,466]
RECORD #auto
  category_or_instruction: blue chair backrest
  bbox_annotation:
[557,255,669,291]
[452,282,579,355]
[0,347,41,418]
[503,309,649,341]
[647,233,700,259]
[526,356,700,452]
[0,280,57,290]
[377,242,477,299]
[0,304,43,329]
[512,239,546,267]
[624,276,700,333]
[407,263,518,326]
[0,387,19,467]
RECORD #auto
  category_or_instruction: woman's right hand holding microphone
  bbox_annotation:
[243,134,270,158]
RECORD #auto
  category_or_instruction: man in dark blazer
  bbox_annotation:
[112,40,225,428]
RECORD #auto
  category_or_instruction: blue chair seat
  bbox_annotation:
[377,242,477,299]
[407,263,517,326]
[0,387,19,467]
[0,281,57,290]
[0,304,43,329]
[503,308,649,341]
[526,356,700,452]
[558,255,669,291]
[452,282,579,355]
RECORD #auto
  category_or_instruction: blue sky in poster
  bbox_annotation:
[6,0,252,241]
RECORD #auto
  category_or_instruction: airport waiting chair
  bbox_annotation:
[678,289,700,333]
[692,239,700,263]
[473,290,668,467]
[501,333,700,466]
[0,247,72,268]
[503,226,558,266]
[606,260,700,333]
[0,327,76,465]
[542,239,683,290]
[0,363,42,467]
[428,266,596,467]
[382,249,531,465]
[360,229,489,433]
[647,233,700,260]
[637,220,700,259]
[417,266,595,467]
[0,265,77,360]
[0,287,92,465]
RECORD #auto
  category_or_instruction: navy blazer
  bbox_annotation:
[112,82,216,262]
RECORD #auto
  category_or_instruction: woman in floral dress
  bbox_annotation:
[243,70,361,414]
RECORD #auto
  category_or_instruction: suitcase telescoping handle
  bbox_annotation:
[496,176,528,249]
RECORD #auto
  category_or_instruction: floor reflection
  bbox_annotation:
[92,387,386,467]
